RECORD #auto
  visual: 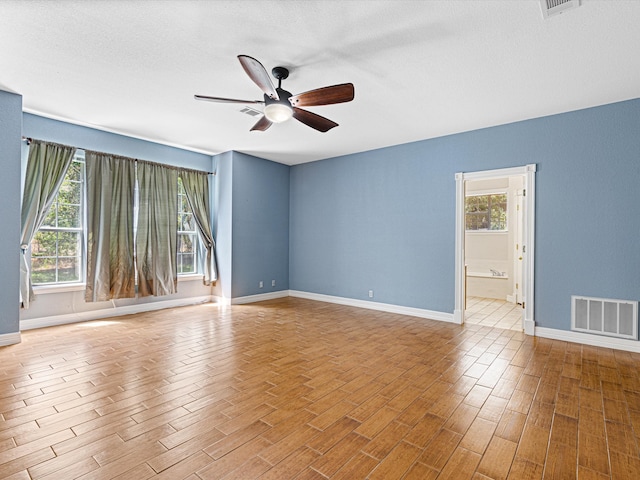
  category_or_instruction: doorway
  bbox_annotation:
[454,165,536,335]
[464,175,522,330]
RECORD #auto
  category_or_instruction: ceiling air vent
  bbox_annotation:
[540,0,580,19]
[239,107,261,117]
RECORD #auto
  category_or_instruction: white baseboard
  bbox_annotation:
[211,295,230,306]
[0,331,21,346]
[524,318,535,336]
[17,288,640,353]
[535,326,640,353]
[20,295,214,331]
[289,290,455,323]
[231,290,290,305]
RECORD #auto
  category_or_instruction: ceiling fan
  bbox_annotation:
[195,55,355,132]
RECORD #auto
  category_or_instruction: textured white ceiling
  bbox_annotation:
[1,0,639,165]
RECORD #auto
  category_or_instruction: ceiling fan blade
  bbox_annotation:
[250,115,273,132]
[238,55,279,100]
[292,107,339,132]
[194,95,263,104]
[289,83,355,107]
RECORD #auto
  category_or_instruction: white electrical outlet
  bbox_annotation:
[368,290,374,298]
[272,280,276,287]
[259,281,263,288]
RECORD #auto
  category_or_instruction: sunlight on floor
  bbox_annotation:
[77,320,121,328]
[465,296,523,331]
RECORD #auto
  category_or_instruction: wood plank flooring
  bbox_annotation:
[2,297,640,479]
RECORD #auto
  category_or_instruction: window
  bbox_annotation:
[30,153,200,286]
[465,193,507,231]
[177,177,198,274]
[129,172,200,282]
[31,152,85,284]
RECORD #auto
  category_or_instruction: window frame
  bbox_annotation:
[176,177,199,276]
[30,151,86,286]
[464,191,508,232]
[31,151,202,290]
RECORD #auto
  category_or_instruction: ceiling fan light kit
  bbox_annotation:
[263,103,293,123]
[195,55,354,132]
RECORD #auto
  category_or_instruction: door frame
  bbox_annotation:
[454,164,536,335]
[513,187,525,305]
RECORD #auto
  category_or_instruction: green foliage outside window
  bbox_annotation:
[177,177,197,274]
[30,155,201,285]
[31,156,84,284]
[465,193,507,231]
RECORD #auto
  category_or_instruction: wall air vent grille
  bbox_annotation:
[240,107,261,117]
[572,296,638,340]
[540,0,580,19]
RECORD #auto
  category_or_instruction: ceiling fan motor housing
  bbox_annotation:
[263,88,294,106]
[263,88,294,123]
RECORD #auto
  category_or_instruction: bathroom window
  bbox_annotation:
[465,193,507,231]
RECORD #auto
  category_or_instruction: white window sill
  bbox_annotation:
[33,274,204,295]
[178,274,203,282]
[33,283,85,295]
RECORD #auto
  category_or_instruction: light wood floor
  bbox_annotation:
[2,298,640,479]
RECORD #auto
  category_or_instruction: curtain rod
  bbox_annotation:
[21,137,215,175]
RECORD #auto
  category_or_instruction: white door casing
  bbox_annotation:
[514,188,524,305]
[454,164,536,335]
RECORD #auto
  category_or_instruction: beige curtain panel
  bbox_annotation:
[179,169,217,284]
[85,152,136,302]
[136,161,178,297]
[19,140,76,308]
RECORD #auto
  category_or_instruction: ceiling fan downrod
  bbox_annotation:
[271,66,289,89]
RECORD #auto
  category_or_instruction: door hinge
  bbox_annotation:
[522,301,525,309]
[523,189,526,196]
[522,245,526,253]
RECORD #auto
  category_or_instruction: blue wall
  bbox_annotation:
[23,114,212,171]
[231,152,290,298]
[212,151,290,300]
[290,99,640,331]
[10,99,640,335]
[0,91,22,336]
[290,141,456,313]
